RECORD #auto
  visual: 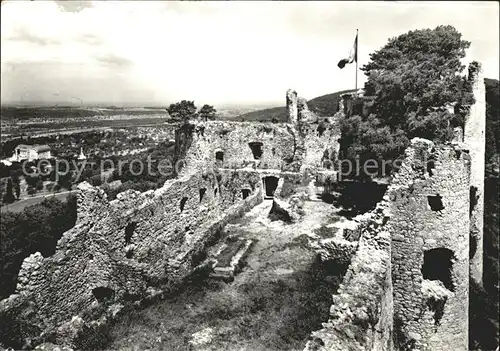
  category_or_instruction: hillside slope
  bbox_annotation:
[230,89,358,122]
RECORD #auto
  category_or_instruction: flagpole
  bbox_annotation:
[355,29,358,91]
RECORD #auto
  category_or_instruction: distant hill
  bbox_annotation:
[228,89,358,122]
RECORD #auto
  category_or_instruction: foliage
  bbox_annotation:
[0,129,154,162]
[166,100,217,123]
[363,25,472,116]
[339,115,409,178]
[0,195,77,298]
[339,25,474,179]
[45,182,61,192]
[103,141,176,200]
[24,175,37,188]
[469,280,499,350]
[13,181,20,200]
[56,171,73,190]
[10,172,21,200]
[199,104,217,121]
[3,178,15,204]
[167,100,197,123]
[0,179,5,202]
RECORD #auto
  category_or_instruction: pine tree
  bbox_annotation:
[166,100,198,123]
[199,104,217,121]
[11,172,21,199]
[3,178,15,204]
[14,180,21,199]
[339,25,474,179]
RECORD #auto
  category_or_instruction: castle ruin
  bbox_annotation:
[0,63,486,351]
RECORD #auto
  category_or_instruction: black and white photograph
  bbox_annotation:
[0,1,499,350]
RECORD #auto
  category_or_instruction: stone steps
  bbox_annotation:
[307,178,322,202]
[209,239,255,282]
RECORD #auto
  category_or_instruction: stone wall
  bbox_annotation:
[388,138,470,350]
[0,88,345,349]
[299,119,340,170]
[297,95,341,171]
[464,61,486,285]
[283,88,342,171]
[305,138,472,351]
[175,121,299,173]
[0,167,264,347]
[287,89,299,125]
[175,100,341,176]
[304,202,393,351]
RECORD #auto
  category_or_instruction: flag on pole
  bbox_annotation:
[337,32,358,69]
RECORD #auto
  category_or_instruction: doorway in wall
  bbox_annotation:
[263,176,279,199]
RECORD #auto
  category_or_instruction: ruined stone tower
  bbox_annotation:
[304,63,487,351]
[286,89,298,125]
[464,61,486,285]
[389,139,470,350]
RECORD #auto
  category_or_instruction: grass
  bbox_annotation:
[107,201,350,351]
[108,254,347,351]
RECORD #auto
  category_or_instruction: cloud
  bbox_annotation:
[79,33,104,46]
[93,52,134,68]
[5,26,60,46]
[0,1,498,106]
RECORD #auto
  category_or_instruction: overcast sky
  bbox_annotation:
[1,1,498,107]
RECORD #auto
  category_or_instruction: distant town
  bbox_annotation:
[0,103,265,213]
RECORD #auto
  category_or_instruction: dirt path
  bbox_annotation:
[107,199,345,351]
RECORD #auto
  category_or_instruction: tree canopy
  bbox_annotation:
[339,25,475,178]
[199,104,217,121]
[3,178,15,204]
[166,100,197,123]
[166,101,218,123]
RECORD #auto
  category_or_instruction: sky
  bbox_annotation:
[1,1,499,107]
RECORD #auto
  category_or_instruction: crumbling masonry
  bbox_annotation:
[305,62,485,351]
[0,63,485,351]
[0,87,340,349]
[464,62,486,285]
